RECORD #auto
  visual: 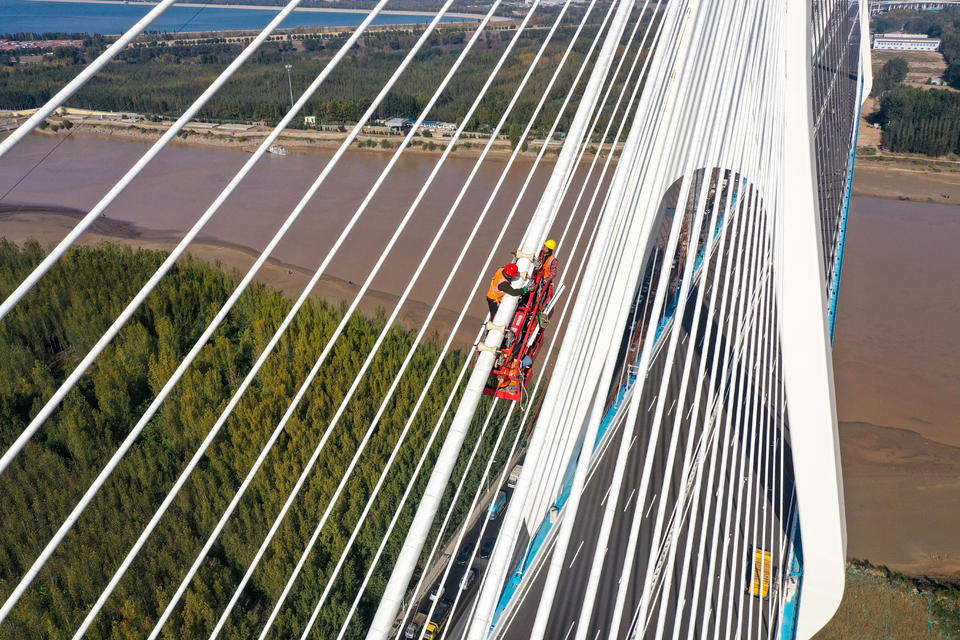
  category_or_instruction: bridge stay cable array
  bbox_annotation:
[0,0,642,637]
[0,0,858,635]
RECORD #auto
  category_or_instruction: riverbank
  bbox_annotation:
[833,196,960,578]
[21,110,584,161]
[0,203,482,345]
[854,151,960,205]
[28,0,502,21]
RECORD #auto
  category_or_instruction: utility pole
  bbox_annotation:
[285,64,294,110]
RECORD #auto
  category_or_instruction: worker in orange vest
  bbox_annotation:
[536,239,559,281]
[486,262,528,319]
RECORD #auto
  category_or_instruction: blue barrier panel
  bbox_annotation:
[780,519,804,640]
[828,70,865,342]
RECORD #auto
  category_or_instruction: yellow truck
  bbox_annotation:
[749,547,773,598]
[423,601,450,640]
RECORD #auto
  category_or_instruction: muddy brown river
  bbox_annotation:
[0,133,596,326]
[1,134,958,576]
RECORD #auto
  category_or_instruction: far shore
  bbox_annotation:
[23,112,960,202]
[25,0,503,22]
[23,111,590,162]
[853,153,960,206]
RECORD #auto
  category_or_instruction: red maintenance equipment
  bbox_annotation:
[482,259,564,402]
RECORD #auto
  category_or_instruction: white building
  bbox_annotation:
[873,32,941,51]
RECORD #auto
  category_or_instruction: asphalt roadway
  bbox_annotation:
[493,281,793,639]
[414,247,794,640]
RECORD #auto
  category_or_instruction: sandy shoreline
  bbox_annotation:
[25,0,501,21]
[854,157,960,205]
[28,114,571,162]
[0,203,483,348]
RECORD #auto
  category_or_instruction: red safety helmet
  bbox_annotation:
[503,263,519,278]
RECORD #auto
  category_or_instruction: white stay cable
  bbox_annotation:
[415,401,520,640]
[468,7,685,631]
[0,4,414,630]
[332,325,479,640]
[686,183,759,636]
[664,34,776,640]
[398,32,641,637]
[586,0,775,634]
[204,0,607,634]
[520,0,665,522]
[659,34,774,638]
[0,0,460,632]
[370,0,640,628]
[518,4,697,637]
[237,0,600,636]
[723,170,780,640]
[449,129,623,640]
[337,28,641,635]
[398,397,503,640]
[291,2,628,629]
[711,187,768,640]
[0,0,307,327]
[66,10,393,637]
[0,0,393,478]
[438,21,653,633]
[0,0,398,480]
[299,12,637,636]
[0,0,177,160]
[514,0,690,537]
[621,0,772,631]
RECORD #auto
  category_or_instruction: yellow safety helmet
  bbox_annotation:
[543,239,557,251]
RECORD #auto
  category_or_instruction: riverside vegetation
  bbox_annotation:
[815,560,960,640]
[0,241,521,639]
[868,8,960,157]
[0,7,651,140]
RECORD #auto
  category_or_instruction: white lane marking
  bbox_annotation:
[569,540,585,568]
[624,488,636,512]
[647,396,658,412]
[600,485,612,506]
[644,495,656,518]
[668,397,677,414]
[630,434,638,450]
[562,620,576,640]
[593,629,601,640]
[685,402,695,421]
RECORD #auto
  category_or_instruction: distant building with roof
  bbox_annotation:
[385,117,411,131]
[873,32,941,51]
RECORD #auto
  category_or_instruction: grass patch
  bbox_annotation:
[815,560,960,640]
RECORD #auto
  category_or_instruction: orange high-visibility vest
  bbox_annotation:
[487,268,508,303]
[541,254,556,279]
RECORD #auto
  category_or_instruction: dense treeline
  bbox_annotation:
[0,9,652,137]
[875,85,960,156]
[870,56,908,97]
[0,241,519,639]
[873,7,960,88]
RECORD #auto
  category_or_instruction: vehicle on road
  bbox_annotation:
[405,610,428,639]
[455,541,475,566]
[489,490,508,520]
[748,547,773,598]
[479,536,496,559]
[423,601,450,640]
[429,580,444,602]
[460,567,478,591]
[508,463,522,488]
